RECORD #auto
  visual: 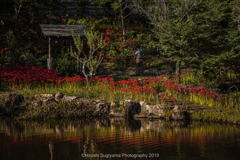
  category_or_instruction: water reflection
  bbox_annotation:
[0,118,240,160]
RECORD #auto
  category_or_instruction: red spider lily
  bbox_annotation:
[167,95,172,99]
[98,88,104,91]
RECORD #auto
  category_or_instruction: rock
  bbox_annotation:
[34,94,55,101]
[0,94,7,102]
[4,93,24,112]
[62,95,79,102]
[109,109,125,117]
[42,98,58,107]
[153,104,170,118]
[171,110,188,120]
[31,100,42,107]
[119,100,125,106]
[134,101,149,118]
[173,105,180,111]
[24,96,33,101]
[109,100,125,117]
[146,104,153,114]
[95,99,107,103]
[55,92,64,102]
[93,102,109,117]
[73,99,84,106]
[13,105,26,110]
[124,100,140,117]
[110,100,120,108]
[80,99,95,105]
[138,101,149,114]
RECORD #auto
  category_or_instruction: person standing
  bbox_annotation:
[134,45,143,76]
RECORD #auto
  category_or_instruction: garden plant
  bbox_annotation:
[0,0,240,123]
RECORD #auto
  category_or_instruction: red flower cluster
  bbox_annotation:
[0,64,60,83]
[164,80,216,98]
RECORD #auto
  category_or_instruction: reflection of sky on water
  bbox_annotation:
[0,118,240,160]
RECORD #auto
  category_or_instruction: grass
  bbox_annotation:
[0,74,166,106]
[1,69,240,124]
[190,109,240,124]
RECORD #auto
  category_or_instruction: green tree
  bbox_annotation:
[42,0,62,17]
[74,0,89,19]
[131,0,240,85]
[0,0,40,67]
[131,0,198,82]
[182,0,240,84]
[70,30,111,87]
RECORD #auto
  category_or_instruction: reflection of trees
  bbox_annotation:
[78,135,102,160]
[125,118,141,133]
[2,119,240,160]
[49,140,54,160]
[3,119,25,136]
[199,143,206,159]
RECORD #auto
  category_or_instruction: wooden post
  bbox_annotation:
[47,37,53,69]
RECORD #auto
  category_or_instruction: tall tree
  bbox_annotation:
[192,0,240,84]
[131,0,240,85]
[131,0,198,82]
[0,0,42,67]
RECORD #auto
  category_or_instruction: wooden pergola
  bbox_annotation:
[40,24,89,72]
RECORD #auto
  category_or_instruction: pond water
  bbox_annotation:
[0,118,240,160]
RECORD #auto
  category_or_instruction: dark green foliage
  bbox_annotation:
[55,48,77,77]
[146,0,240,86]
[187,0,240,85]
[74,0,89,19]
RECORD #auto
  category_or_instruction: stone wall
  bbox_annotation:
[0,92,189,120]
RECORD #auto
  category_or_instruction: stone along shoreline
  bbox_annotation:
[0,92,188,120]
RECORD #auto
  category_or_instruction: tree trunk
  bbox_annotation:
[176,60,181,84]
[14,3,22,27]
[86,76,91,87]
[77,57,82,75]
[48,37,53,69]
[120,11,126,41]
[120,10,126,56]
[10,3,22,67]
[49,141,54,160]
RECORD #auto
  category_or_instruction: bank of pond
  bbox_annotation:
[1,92,240,125]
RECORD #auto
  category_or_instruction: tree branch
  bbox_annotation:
[180,3,196,21]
